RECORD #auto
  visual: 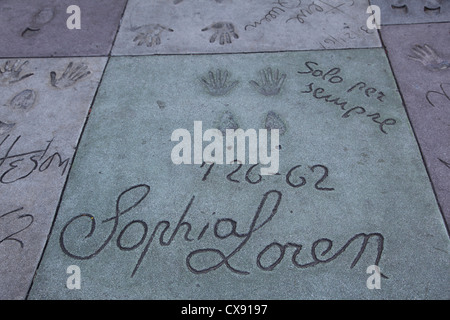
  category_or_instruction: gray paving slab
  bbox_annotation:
[111,0,381,55]
[0,57,107,299]
[28,50,449,299]
[381,23,450,229]
[369,0,450,25]
[0,0,127,58]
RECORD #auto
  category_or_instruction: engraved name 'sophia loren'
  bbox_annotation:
[60,184,387,278]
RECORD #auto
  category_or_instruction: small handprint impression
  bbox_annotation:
[408,44,450,71]
[0,60,34,86]
[201,69,238,96]
[132,24,174,47]
[202,22,239,45]
[50,62,91,89]
[250,67,287,96]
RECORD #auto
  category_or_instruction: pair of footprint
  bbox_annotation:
[391,0,443,14]
[217,110,287,137]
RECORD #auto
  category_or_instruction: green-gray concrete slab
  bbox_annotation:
[29,50,449,299]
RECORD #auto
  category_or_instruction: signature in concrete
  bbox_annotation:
[426,83,450,108]
[297,61,395,134]
[0,134,71,184]
[438,158,450,170]
[301,82,396,134]
[0,207,34,249]
[59,184,386,278]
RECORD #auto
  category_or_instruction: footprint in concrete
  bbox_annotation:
[0,121,15,136]
[217,111,239,135]
[21,7,56,38]
[391,0,408,14]
[424,0,442,15]
[264,111,286,136]
[6,89,36,110]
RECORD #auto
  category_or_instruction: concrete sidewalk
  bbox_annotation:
[0,0,449,300]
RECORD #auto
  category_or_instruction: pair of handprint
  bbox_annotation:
[0,59,91,89]
[132,21,239,47]
[201,67,287,97]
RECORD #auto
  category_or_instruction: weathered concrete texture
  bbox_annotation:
[370,0,450,25]
[111,0,381,55]
[0,57,107,299]
[29,50,449,299]
[0,0,127,58]
[381,23,450,229]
